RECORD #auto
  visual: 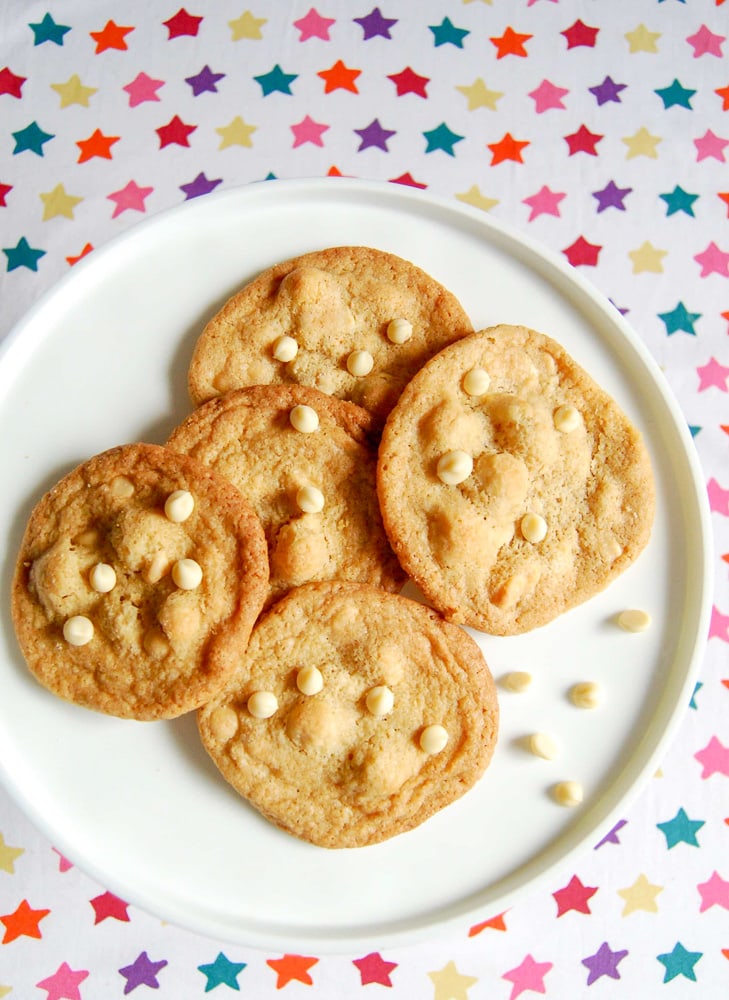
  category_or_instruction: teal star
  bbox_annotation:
[656,807,704,848]
[198,952,246,991]
[253,64,297,96]
[657,942,702,983]
[659,185,698,217]
[12,121,54,156]
[657,302,701,337]
[29,12,71,46]
[429,17,470,48]
[264,171,277,180]
[423,123,464,156]
[689,680,702,707]
[655,79,696,110]
[3,237,46,272]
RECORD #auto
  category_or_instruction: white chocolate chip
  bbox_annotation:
[171,558,203,590]
[296,665,324,696]
[436,449,473,485]
[521,512,547,543]
[146,551,170,584]
[552,780,583,807]
[529,732,559,760]
[209,706,239,741]
[386,317,413,344]
[110,475,135,499]
[63,615,94,646]
[617,609,652,633]
[553,404,581,433]
[164,490,194,523]
[289,404,319,433]
[463,367,491,397]
[569,681,601,709]
[296,485,324,514]
[347,349,374,377]
[420,724,448,755]
[247,690,278,718]
[503,670,533,693]
[89,562,116,593]
[273,335,298,362]
[366,685,394,717]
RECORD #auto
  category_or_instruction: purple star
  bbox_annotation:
[582,942,629,985]
[119,952,168,994]
[354,118,396,151]
[353,7,397,40]
[588,75,627,105]
[594,818,627,848]
[184,65,225,96]
[592,181,632,212]
[180,172,223,199]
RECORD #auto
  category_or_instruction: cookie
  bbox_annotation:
[12,443,269,720]
[167,385,405,607]
[186,246,474,428]
[377,325,655,635]
[198,581,499,848]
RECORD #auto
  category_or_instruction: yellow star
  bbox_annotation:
[39,183,84,221]
[456,78,503,111]
[427,961,479,1000]
[0,833,24,874]
[50,73,98,108]
[628,241,667,274]
[618,873,663,915]
[216,116,257,149]
[456,185,499,212]
[463,0,492,5]
[0,986,12,999]
[625,24,661,54]
[622,127,661,160]
[228,10,266,40]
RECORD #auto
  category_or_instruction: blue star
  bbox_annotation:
[656,807,704,848]
[429,17,470,49]
[198,952,247,991]
[423,123,464,156]
[657,942,702,983]
[28,12,71,46]
[253,65,298,96]
[655,79,696,109]
[659,185,698,217]
[657,302,701,337]
[12,121,54,156]
[3,237,46,272]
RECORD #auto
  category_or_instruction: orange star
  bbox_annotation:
[469,911,508,936]
[90,20,134,53]
[317,59,361,94]
[490,26,532,58]
[1,899,50,943]
[487,132,529,165]
[66,243,94,265]
[719,192,729,217]
[267,954,319,988]
[717,85,729,111]
[76,128,120,163]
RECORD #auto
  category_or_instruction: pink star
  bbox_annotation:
[291,115,329,147]
[523,185,566,220]
[694,129,729,162]
[107,180,154,218]
[502,954,553,1000]
[527,0,559,5]
[90,890,130,923]
[698,871,729,911]
[694,242,729,277]
[352,952,398,986]
[293,7,335,41]
[528,79,569,113]
[709,605,729,642]
[52,848,73,872]
[708,478,729,515]
[695,736,729,778]
[686,24,725,58]
[122,71,165,107]
[697,357,729,392]
[36,962,89,1000]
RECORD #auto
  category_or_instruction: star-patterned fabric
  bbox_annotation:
[1,1,728,996]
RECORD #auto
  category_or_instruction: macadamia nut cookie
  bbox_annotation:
[12,443,269,719]
[186,246,474,427]
[198,581,499,848]
[377,325,655,635]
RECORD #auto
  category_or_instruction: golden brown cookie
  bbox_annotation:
[186,246,474,428]
[198,581,499,848]
[377,325,655,635]
[12,443,269,720]
[167,385,405,607]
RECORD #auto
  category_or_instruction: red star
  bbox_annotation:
[716,85,729,110]
[1,899,50,943]
[0,66,26,98]
[561,19,599,49]
[90,20,135,53]
[553,875,598,916]
[156,115,197,148]
[163,8,203,39]
[490,26,532,59]
[0,182,12,207]
[719,192,729,217]
[353,952,398,986]
[90,890,130,924]
[66,243,93,266]
[488,132,530,165]
[469,911,508,936]
[76,128,120,163]
[267,954,318,988]
[317,59,361,94]
[390,171,427,188]
[563,236,602,267]
[564,124,603,156]
[388,66,430,98]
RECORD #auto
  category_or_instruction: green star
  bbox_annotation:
[659,185,698,217]
[12,121,54,156]
[656,807,704,847]
[198,952,247,991]
[253,64,297,96]
[657,942,702,983]
[429,17,470,48]
[29,12,71,46]
[3,237,46,272]
[657,302,701,337]
[423,122,464,156]
[654,79,696,109]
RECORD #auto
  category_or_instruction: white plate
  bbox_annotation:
[0,179,712,953]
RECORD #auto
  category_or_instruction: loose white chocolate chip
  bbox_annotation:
[463,367,491,397]
[521,512,547,543]
[171,558,203,590]
[553,404,581,433]
[420,724,448,755]
[89,562,116,593]
[436,449,473,485]
[296,665,324,696]
[529,732,559,760]
[503,671,533,693]
[247,691,278,719]
[272,335,298,362]
[386,317,413,344]
[570,681,601,709]
[209,706,239,741]
[617,609,652,633]
[289,404,319,433]
[164,490,194,523]
[347,349,374,377]
[63,615,94,646]
[296,485,324,514]
[366,685,394,717]
[552,780,584,807]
